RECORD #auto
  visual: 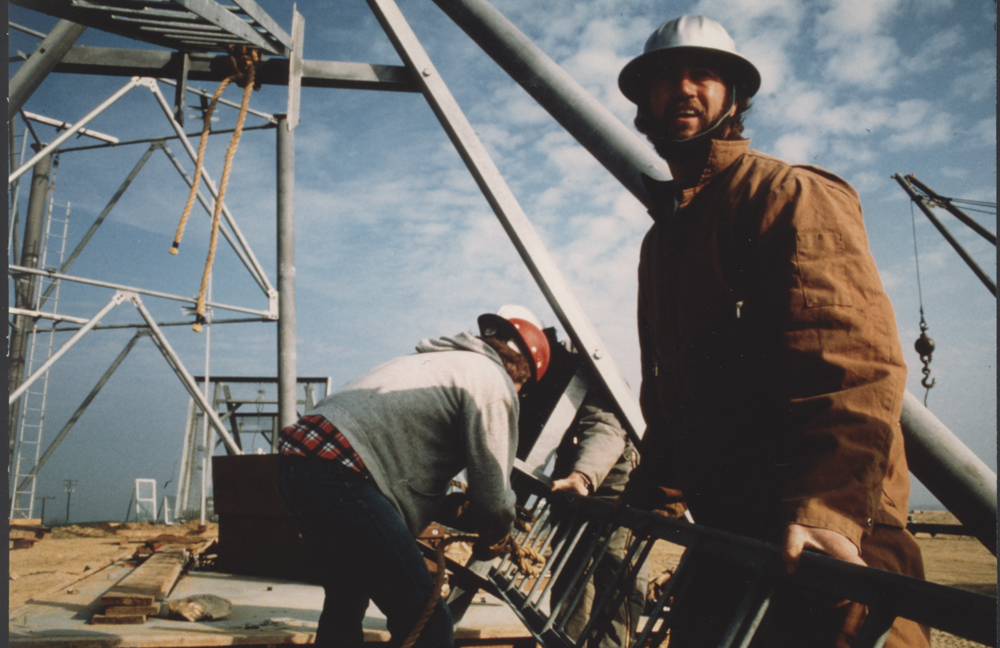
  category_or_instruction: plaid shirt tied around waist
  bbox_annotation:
[278,414,367,473]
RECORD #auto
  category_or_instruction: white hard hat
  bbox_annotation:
[496,304,544,330]
[618,15,761,105]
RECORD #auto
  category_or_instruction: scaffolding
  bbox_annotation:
[6,0,997,644]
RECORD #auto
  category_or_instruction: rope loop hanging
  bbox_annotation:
[170,44,261,332]
[402,531,545,648]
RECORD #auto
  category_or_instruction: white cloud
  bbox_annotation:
[814,0,901,38]
[885,108,954,149]
[771,132,826,163]
[900,26,963,74]
[820,34,902,89]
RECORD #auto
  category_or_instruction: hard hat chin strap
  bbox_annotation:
[668,84,737,144]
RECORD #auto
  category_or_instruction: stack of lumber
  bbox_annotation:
[9,519,51,549]
[91,548,190,624]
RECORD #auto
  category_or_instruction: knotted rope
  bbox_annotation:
[171,45,261,332]
[402,531,545,648]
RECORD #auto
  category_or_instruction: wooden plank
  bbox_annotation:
[103,604,161,617]
[89,614,146,625]
[9,518,42,526]
[10,529,47,541]
[101,549,189,604]
[99,593,156,607]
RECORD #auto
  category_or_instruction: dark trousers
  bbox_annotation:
[275,454,453,648]
[666,524,931,648]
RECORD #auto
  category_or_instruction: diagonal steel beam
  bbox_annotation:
[365,0,645,439]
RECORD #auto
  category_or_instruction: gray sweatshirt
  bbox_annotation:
[307,332,518,543]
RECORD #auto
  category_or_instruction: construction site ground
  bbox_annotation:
[8,511,996,647]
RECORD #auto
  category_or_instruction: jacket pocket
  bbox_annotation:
[795,230,851,307]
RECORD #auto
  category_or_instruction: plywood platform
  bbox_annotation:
[9,560,532,647]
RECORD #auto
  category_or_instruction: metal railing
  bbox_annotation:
[439,473,997,648]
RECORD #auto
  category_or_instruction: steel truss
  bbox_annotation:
[7,0,997,644]
[439,472,997,648]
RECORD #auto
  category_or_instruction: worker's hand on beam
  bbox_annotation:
[551,471,591,497]
[782,523,866,574]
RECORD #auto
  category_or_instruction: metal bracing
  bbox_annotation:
[419,0,998,551]
[10,264,274,319]
[9,2,997,644]
[9,0,292,57]
[367,0,646,439]
[893,173,997,297]
[174,375,331,516]
[9,45,420,93]
[431,0,670,208]
[444,473,997,648]
[8,19,87,119]
[9,77,144,185]
[11,332,148,512]
[144,78,276,300]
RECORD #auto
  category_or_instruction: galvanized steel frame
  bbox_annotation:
[465,475,997,648]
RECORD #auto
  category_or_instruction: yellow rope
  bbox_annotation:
[402,532,545,648]
[170,77,232,256]
[170,45,260,332]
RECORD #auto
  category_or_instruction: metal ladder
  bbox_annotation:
[10,163,71,520]
[438,474,997,648]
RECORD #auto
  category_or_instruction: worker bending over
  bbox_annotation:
[275,310,550,648]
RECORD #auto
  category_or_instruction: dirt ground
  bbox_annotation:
[9,512,996,646]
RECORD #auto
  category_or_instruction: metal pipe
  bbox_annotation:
[276,115,298,429]
[905,174,996,245]
[129,294,243,455]
[430,0,670,205]
[9,264,274,318]
[8,20,87,119]
[366,0,646,439]
[9,77,143,185]
[157,77,278,123]
[9,292,127,405]
[893,174,996,296]
[8,116,31,266]
[901,390,997,554]
[8,152,52,468]
[176,398,197,515]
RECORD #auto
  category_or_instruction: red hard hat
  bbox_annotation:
[478,307,551,381]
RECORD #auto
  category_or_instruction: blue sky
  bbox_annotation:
[7,0,996,522]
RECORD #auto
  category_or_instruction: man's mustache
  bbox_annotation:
[666,100,706,118]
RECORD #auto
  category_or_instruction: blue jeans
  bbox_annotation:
[275,454,454,648]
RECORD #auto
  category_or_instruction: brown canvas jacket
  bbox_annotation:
[633,138,910,549]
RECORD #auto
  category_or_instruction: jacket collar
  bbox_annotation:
[642,138,751,221]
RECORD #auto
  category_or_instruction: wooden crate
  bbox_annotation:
[212,454,310,581]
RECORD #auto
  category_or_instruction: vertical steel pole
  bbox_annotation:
[276,115,298,430]
[8,152,52,469]
[8,20,87,119]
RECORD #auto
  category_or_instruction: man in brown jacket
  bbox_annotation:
[618,15,929,647]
